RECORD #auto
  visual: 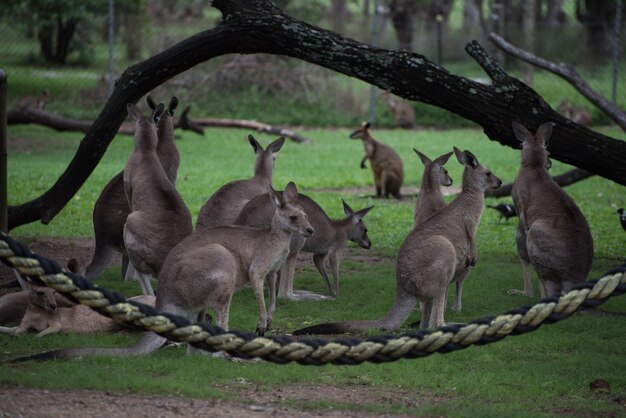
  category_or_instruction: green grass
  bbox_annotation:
[3,124,626,416]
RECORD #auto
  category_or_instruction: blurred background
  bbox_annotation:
[1,0,625,128]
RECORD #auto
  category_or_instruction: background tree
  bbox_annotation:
[577,0,626,62]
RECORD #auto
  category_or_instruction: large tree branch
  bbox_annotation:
[8,0,626,230]
[489,32,626,131]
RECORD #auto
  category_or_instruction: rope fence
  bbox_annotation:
[1,231,624,365]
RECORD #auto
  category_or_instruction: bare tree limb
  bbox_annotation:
[489,32,626,131]
[8,0,626,230]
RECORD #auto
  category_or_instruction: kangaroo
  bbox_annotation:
[35,183,313,359]
[0,286,155,337]
[0,286,74,326]
[16,89,50,110]
[122,103,193,295]
[294,148,501,335]
[380,91,416,129]
[412,149,453,226]
[349,122,404,199]
[85,96,181,282]
[195,136,285,229]
[507,122,593,298]
[558,100,592,127]
[235,193,373,299]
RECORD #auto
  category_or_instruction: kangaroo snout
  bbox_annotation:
[359,238,372,249]
[303,227,314,238]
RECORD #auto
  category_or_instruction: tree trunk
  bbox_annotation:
[389,0,416,51]
[38,22,55,63]
[54,17,77,65]
[8,0,626,230]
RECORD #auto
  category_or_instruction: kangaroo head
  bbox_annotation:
[249,135,285,179]
[414,148,454,187]
[342,199,373,249]
[147,95,178,118]
[269,182,314,238]
[30,286,58,313]
[512,121,553,170]
[453,147,502,191]
[127,103,162,148]
[349,121,372,140]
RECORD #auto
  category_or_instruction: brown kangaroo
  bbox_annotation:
[507,122,593,298]
[0,286,74,326]
[412,149,453,226]
[0,286,154,337]
[558,100,592,127]
[35,183,313,359]
[349,122,404,199]
[122,103,193,295]
[235,193,373,300]
[196,135,285,229]
[380,91,416,129]
[85,96,181,282]
[294,148,501,334]
[16,89,50,110]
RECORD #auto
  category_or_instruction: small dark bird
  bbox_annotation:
[618,208,626,232]
[488,203,517,222]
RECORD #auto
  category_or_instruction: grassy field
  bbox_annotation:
[2,123,626,416]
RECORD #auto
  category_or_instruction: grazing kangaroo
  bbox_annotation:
[85,96,181,281]
[558,100,592,127]
[0,286,155,337]
[33,183,313,359]
[122,103,193,295]
[349,122,404,199]
[235,193,373,299]
[16,89,50,110]
[294,148,501,334]
[380,91,416,129]
[0,286,74,326]
[196,136,285,229]
[507,122,593,298]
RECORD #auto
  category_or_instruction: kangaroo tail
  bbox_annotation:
[293,290,417,335]
[12,332,166,362]
[84,244,118,281]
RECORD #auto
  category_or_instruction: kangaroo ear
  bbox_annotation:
[342,199,354,217]
[413,148,431,165]
[152,103,165,124]
[168,96,179,115]
[363,121,371,129]
[283,182,298,203]
[146,95,156,110]
[512,121,532,144]
[434,151,453,166]
[268,185,281,208]
[454,147,479,168]
[535,122,553,146]
[248,135,263,154]
[354,205,374,220]
[267,137,285,154]
[127,103,143,122]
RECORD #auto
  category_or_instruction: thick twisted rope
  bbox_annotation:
[1,232,624,365]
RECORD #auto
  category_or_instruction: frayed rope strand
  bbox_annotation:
[1,231,624,365]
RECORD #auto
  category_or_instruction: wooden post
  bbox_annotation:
[0,69,7,232]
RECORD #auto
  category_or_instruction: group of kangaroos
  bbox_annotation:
[0,95,594,360]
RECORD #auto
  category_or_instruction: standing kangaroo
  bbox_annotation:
[349,122,404,199]
[85,96,180,281]
[35,183,313,359]
[507,122,593,298]
[195,136,285,229]
[412,149,453,226]
[122,103,193,295]
[235,193,373,299]
[0,286,155,337]
[294,148,501,334]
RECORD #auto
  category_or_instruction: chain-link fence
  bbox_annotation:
[1,0,624,128]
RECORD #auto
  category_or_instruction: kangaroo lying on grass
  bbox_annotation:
[85,96,181,282]
[349,122,404,199]
[508,122,593,297]
[196,135,285,229]
[28,183,313,359]
[235,193,373,299]
[0,286,154,337]
[0,287,74,326]
[122,102,193,295]
[294,148,501,335]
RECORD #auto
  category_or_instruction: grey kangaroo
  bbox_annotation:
[507,122,593,297]
[349,122,404,199]
[195,135,285,229]
[122,103,193,295]
[235,193,373,299]
[85,96,180,281]
[294,147,501,334]
[35,183,313,359]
